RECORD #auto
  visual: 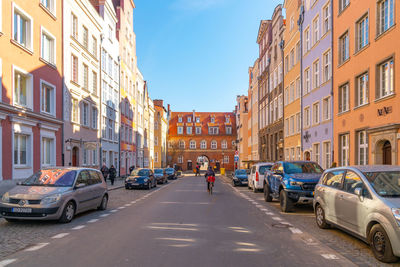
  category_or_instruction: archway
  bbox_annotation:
[304,151,311,161]
[197,155,210,171]
[72,147,79,166]
[383,141,392,165]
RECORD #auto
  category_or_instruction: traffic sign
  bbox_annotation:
[234,156,239,162]
[234,151,239,156]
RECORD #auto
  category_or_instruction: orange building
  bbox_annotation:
[168,111,236,171]
[333,0,400,165]
[0,0,63,180]
[235,95,248,168]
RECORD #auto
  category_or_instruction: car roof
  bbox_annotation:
[326,165,400,173]
[254,162,274,166]
[41,167,99,172]
[279,161,319,164]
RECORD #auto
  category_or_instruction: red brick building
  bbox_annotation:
[168,111,237,171]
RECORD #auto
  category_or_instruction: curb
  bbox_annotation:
[108,185,125,191]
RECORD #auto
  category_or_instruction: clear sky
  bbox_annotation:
[133,0,283,112]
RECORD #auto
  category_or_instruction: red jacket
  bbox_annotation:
[207,176,215,183]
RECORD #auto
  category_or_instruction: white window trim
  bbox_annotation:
[304,106,311,128]
[312,142,320,164]
[322,96,331,121]
[322,2,331,35]
[12,122,34,170]
[211,141,217,150]
[81,101,90,127]
[40,0,56,17]
[312,101,320,125]
[312,15,320,46]
[313,59,320,89]
[40,26,56,65]
[40,129,56,167]
[40,79,56,116]
[322,140,332,169]
[12,2,34,51]
[12,65,33,109]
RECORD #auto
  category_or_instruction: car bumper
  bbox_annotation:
[284,189,314,203]
[125,182,149,189]
[0,205,60,220]
[166,175,175,179]
[233,179,248,186]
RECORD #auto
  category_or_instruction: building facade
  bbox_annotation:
[283,0,302,162]
[248,59,260,162]
[153,100,168,168]
[168,111,236,171]
[0,0,63,180]
[63,0,102,168]
[235,95,249,168]
[301,0,333,169]
[136,69,144,167]
[334,0,400,166]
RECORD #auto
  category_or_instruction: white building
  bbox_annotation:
[148,98,155,169]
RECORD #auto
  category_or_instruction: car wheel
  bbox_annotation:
[98,195,108,211]
[315,204,329,229]
[154,182,157,188]
[147,183,151,190]
[253,183,258,193]
[248,182,251,190]
[263,184,272,202]
[165,179,168,184]
[369,224,398,263]
[125,185,129,189]
[232,180,236,187]
[59,201,75,223]
[5,218,18,223]
[279,190,293,213]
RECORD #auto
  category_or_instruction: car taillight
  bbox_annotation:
[256,172,259,181]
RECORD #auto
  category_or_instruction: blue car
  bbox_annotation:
[165,168,177,180]
[263,161,324,212]
[232,169,249,187]
[125,169,156,190]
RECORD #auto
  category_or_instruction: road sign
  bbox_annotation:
[234,151,239,156]
[234,156,239,162]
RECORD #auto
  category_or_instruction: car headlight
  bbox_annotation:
[144,178,149,182]
[41,194,61,205]
[289,179,303,186]
[1,192,10,203]
[392,208,400,225]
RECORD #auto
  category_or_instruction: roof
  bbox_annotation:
[331,165,400,173]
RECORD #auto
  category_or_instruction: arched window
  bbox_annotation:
[190,140,196,149]
[179,140,185,149]
[221,140,227,149]
[200,140,207,149]
[211,140,217,150]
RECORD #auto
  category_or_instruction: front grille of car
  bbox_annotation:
[2,212,46,217]
[301,183,316,191]
[9,199,41,205]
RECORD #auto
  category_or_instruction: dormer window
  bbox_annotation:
[211,117,215,123]
[178,117,182,123]
[225,117,230,123]
[196,117,200,123]
[187,117,191,123]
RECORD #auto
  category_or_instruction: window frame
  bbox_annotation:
[339,133,350,166]
[356,13,369,52]
[211,140,217,150]
[40,79,56,116]
[40,26,56,65]
[312,101,320,125]
[12,3,34,51]
[376,58,394,99]
[14,133,30,167]
[13,65,33,109]
[339,31,350,64]
[338,83,350,113]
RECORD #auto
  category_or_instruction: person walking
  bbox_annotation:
[100,163,109,182]
[109,165,117,186]
[195,164,200,176]
[204,166,215,192]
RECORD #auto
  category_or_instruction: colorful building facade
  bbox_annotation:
[248,59,260,162]
[153,99,168,168]
[235,95,249,168]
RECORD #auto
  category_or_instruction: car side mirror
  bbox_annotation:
[354,188,364,200]
[274,170,283,175]
[16,181,22,185]
[75,183,86,189]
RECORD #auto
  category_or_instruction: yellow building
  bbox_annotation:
[154,100,168,168]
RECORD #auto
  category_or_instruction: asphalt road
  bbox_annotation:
[2,175,356,267]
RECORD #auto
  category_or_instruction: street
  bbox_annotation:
[0,175,393,266]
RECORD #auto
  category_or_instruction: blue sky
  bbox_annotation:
[134,0,283,112]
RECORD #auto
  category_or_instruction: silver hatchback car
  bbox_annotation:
[314,165,400,263]
[0,167,108,223]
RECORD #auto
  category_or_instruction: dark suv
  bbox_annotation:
[263,161,324,212]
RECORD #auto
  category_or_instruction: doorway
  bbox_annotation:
[304,151,311,161]
[72,147,79,166]
[187,160,192,171]
[383,141,392,165]
[197,156,210,171]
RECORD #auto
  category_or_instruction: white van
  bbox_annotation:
[249,163,274,192]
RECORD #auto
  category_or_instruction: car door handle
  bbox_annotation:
[339,194,344,199]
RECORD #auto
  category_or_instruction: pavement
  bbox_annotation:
[0,175,358,267]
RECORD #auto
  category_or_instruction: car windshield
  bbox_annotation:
[283,162,323,174]
[154,169,163,174]
[259,165,272,174]
[21,169,77,187]
[235,169,247,175]
[131,169,150,176]
[364,171,400,197]
[165,168,174,173]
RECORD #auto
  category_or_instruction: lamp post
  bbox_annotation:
[222,152,225,168]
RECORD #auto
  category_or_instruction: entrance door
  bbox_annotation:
[215,161,220,171]
[383,141,392,165]
[187,161,192,171]
[304,151,311,161]
[72,147,79,166]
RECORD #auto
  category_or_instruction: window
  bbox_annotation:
[296,113,300,133]
[82,102,89,126]
[322,96,331,121]
[101,50,106,71]
[187,127,192,134]
[340,133,350,166]
[304,106,311,128]
[187,117,191,123]
[296,42,301,63]
[41,81,55,115]
[313,143,320,164]
[211,140,217,149]
[82,26,88,49]
[41,138,53,166]
[196,117,200,123]
[71,54,78,83]
[284,87,289,106]
[295,77,300,99]
[92,71,97,95]
[322,141,331,169]
[178,156,183,164]
[72,98,79,123]
[200,140,207,149]
[92,36,97,57]
[83,64,88,90]
[285,119,289,137]
[92,149,97,165]
[323,50,331,83]
[377,0,394,35]
[226,126,232,135]
[356,72,369,106]
[108,119,113,140]
[313,60,319,89]
[278,95,283,119]
[177,126,183,135]
[289,116,294,135]
[312,102,320,125]
[41,0,55,15]
[377,58,394,98]
[296,147,301,160]
[195,127,201,135]
[209,127,219,135]
[339,32,349,64]
[285,56,289,74]
[222,140,227,149]
[14,68,32,108]
[83,148,88,165]
[304,27,310,53]
[210,117,215,123]
[108,55,112,76]
[290,49,294,69]
[91,107,97,129]
[356,15,369,51]
[14,134,28,166]
[312,16,319,45]
[224,156,229,163]
[13,5,33,50]
[190,140,196,149]
[178,117,182,123]
[179,140,185,149]
[155,152,158,163]
[41,29,55,64]
[339,83,349,113]
[108,25,113,40]
[339,0,349,13]
[357,130,368,165]
[322,170,344,188]
[323,3,330,35]
[290,16,294,31]
[343,171,366,194]
[71,13,78,38]
[304,68,311,94]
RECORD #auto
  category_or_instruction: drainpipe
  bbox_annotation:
[99,34,104,167]
[330,0,335,164]
[61,0,65,166]
[298,4,305,159]
[118,56,121,177]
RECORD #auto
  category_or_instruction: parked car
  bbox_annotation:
[248,163,274,192]
[232,169,249,187]
[125,169,156,190]
[154,169,168,184]
[314,165,400,263]
[264,161,324,212]
[0,167,108,223]
[165,168,177,180]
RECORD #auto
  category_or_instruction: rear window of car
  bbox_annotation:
[165,168,174,172]
[235,170,247,175]
[259,165,272,174]
[154,169,163,174]
[283,162,323,174]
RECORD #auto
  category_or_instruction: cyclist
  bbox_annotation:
[204,166,215,192]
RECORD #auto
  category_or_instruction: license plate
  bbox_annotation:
[242,181,248,184]
[12,208,32,213]
[133,183,140,186]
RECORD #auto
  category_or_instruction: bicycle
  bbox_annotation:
[209,182,214,195]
